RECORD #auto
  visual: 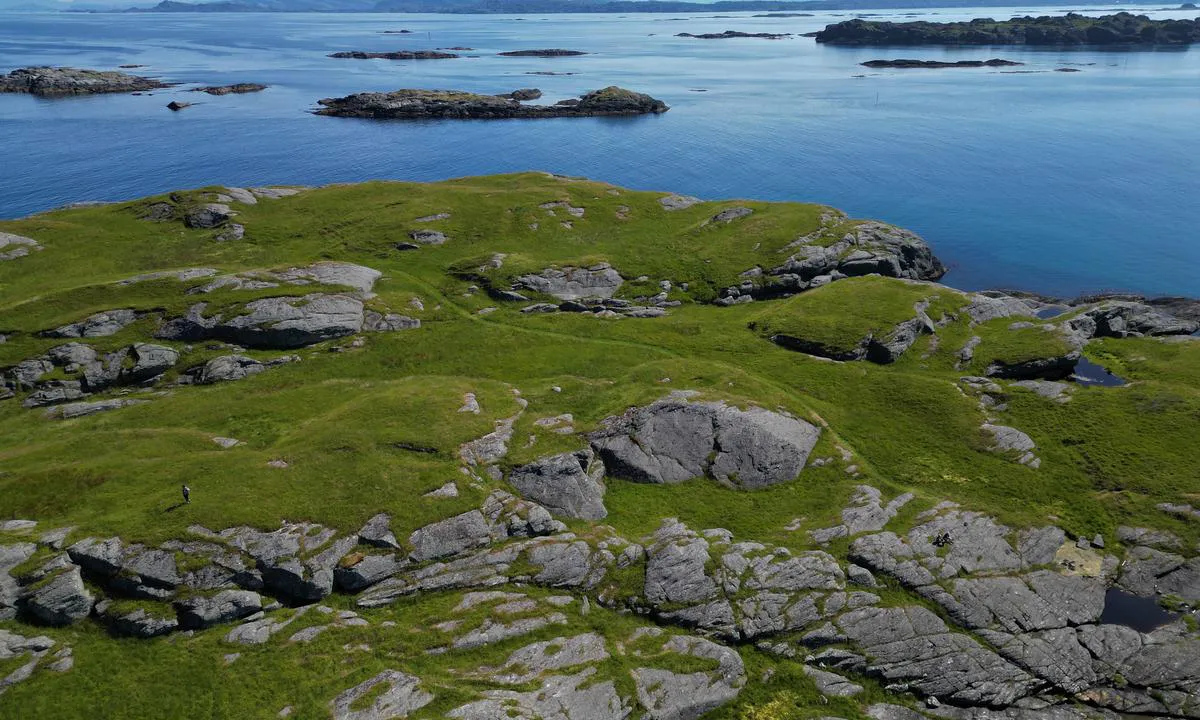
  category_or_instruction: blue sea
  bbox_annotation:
[0,8,1197,297]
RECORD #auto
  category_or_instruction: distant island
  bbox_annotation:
[123,0,1188,14]
[862,58,1023,68]
[315,86,668,119]
[813,12,1200,45]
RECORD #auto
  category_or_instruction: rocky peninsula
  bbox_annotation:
[0,66,171,96]
[327,50,459,60]
[813,12,1200,46]
[314,86,668,119]
[862,58,1024,68]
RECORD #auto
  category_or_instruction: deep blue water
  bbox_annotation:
[1,8,1197,297]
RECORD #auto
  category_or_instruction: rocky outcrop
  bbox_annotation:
[589,398,820,489]
[986,352,1080,380]
[315,86,668,119]
[330,670,433,720]
[507,449,607,520]
[43,309,138,338]
[24,567,94,626]
[184,203,234,229]
[0,66,170,96]
[175,590,262,629]
[981,423,1041,468]
[43,398,147,419]
[516,263,623,300]
[633,634,747,719]
[0,232,41,261]
[813,13,1200,46]
[156,294,364,348]
[724,221,945,302]
[1081,301,1199,338]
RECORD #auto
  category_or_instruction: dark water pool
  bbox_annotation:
[1072,356,1126,387]
[1036,306,1069,319]
[1099,587,1179,633]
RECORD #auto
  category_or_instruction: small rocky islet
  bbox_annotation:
[328,49,459,60]
[0,66,171,96]
[0,173,1198,718]
[812,12,1200,46]
[676,30,792,39]
[314,86,668,120]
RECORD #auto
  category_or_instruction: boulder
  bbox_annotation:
[67,537,125,578]
[358,513,400,549]
[589,399,820,489]
[363,311,420,332]
[986,352,1080,381]
[175,589,262,629]
[507,449,608,520]
[4,358,53,389]
[195,355,264,384]
[125,343,178,382]
[46,342,97,367]
[981,424,1040,468]
[408,511,497,564]
[184,203,234,229]
[98,603,178,638]
[334,554,405,592]
[24,567,94,626]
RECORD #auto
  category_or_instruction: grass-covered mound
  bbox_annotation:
[0,173,1197,719]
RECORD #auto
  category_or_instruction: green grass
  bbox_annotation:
[1,172,1198,718]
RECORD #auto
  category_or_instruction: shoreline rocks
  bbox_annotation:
[315,86,668,120]
[0,66,171,96]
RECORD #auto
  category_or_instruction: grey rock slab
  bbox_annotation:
[976,627,1096,693]
[184,203,234,228]
[408,510,496,563]
[25,566,93,625]
[804,665,864,697]
[250,187,304,200]
[488,632,610,684]
[196,355,264,384]
[517,264,624,301]
[708,206,753,223]
[590,399,819,489]
[44,308,137,338]
[101,605,178,638]
[273,262,381,296]
[158,294,364,348]
[175,589,262,629]
[335,554,405,592]
[1084,301,1199,338]
[46,342,97,366]
[0,231,41,260]
[126,343,179,382]
[836,605,1038,707]
[363,312,420,332]
[644,519,717,606]
[43,398,147,419]
[451,613,568,650]
[66,536,125,577]
[981,424,1040,468]
[358,513,400,549]
[867,704,929,720]
[633,634,746,720]
[1116,525,1181,550]
[507,449,607,520]
[448,667,625,720]
[659,194,701,211]
[330,670,433,720]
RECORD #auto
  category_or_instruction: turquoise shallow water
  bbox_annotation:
[0,7,1197,297]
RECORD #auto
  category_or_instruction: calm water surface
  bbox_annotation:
[1,8,1198,297]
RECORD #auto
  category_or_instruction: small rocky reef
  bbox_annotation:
[676,30,791,39]
[498,48,588,56]
[813,12,1200,46]
[0,66,171,96]
[190,83,268,95]
[327,50,459,60]
[314,86,668,120]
